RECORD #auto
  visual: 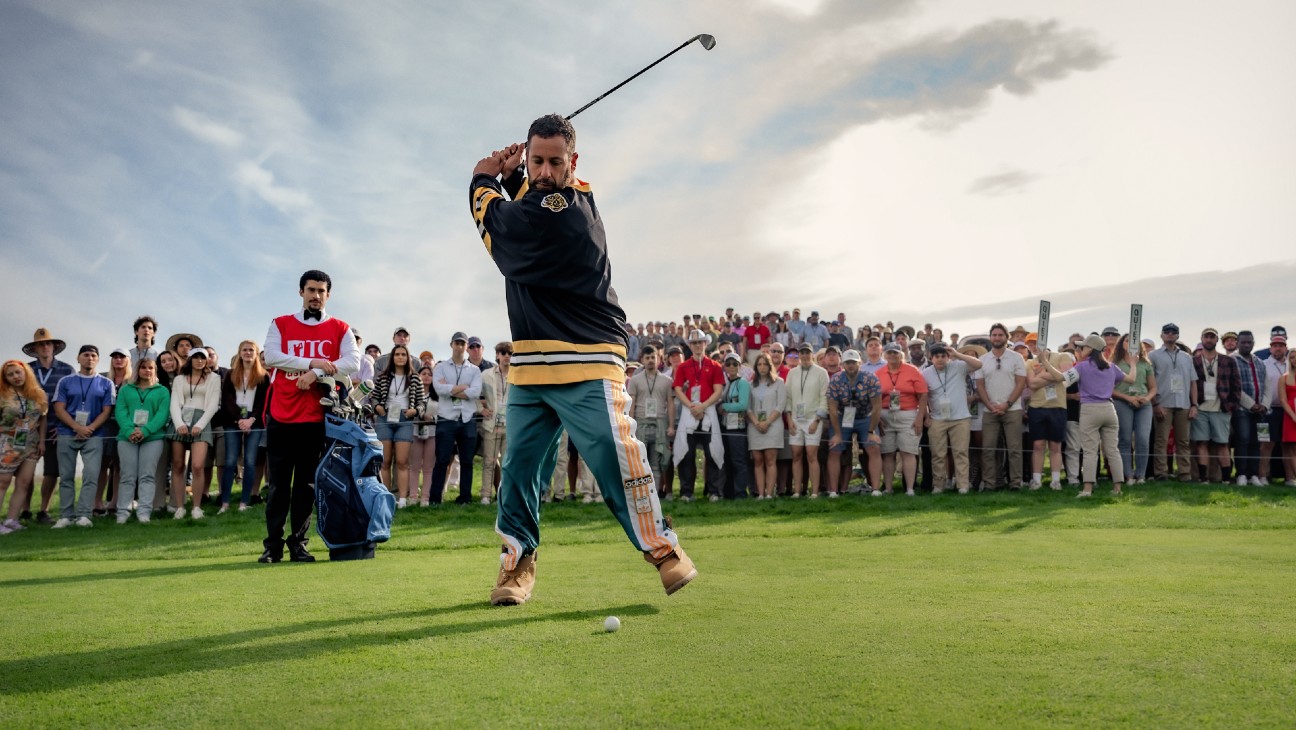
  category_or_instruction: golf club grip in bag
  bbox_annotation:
[315,415,395,553]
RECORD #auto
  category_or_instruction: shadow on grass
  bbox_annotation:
[0,559,266,588]
[0,600,660,696]
[2,482,1291,562]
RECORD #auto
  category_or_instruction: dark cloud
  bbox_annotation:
[967,169,1039,196]
[843,19,1112,127]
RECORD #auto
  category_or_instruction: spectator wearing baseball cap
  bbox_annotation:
[826,349,882,496]
[1072,335,1139,497]
[50,345,117,528]
[1191,328,1240,483]
[922,344,985,494]
[1149,323,1198,481]
[94,347,134,516]
[431,332,482,504]
[466,335,494,373]
[166,348,220,519]
[1260,334,1289,482]
[1257,325,1287,362]
[878,342,928,495]
[374,326,411,374]
[717,352,752,500]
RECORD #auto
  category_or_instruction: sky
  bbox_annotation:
[3,0,1294,364]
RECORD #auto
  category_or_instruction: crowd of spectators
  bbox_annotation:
[1,309,1294,534]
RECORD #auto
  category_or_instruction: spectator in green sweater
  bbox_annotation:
[114,358,171,524]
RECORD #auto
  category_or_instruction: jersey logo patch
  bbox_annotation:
[541,193,568,212]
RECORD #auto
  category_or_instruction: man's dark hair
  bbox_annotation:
[1238,330,1253,338]
[300,269,332,292]
[930,345,948,357]
[495,341,514,355]
[132,315,157,345]
[640,345,657,359]
[989,322,1008,337]
[527,114,576,153]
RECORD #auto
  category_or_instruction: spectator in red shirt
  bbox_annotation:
[672,329,726,501]
[741,313,776,366]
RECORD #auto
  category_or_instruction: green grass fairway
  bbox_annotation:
[2,484,1294,728]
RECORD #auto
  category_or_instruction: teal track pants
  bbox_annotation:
[495,379,679,570]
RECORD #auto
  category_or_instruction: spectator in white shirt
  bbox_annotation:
[431,332,482,504]
[975,323,1028,490]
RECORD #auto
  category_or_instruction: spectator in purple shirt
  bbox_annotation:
[1070,335,1138,498]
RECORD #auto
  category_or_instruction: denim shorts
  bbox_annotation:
[374,417,414,443]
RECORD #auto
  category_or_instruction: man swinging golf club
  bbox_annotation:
[470,114,697,605]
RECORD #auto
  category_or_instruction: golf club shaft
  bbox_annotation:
[567,36,707,120]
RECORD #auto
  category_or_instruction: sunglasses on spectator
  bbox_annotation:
[468,344,483,349]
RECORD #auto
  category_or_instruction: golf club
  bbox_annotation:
[567,33,716,120]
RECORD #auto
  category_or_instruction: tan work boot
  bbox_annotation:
[644,545,698,596]
[490,550,536,606]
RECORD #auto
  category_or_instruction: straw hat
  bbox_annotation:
[165,332,204,353]
[22,327,67,358]
[958,344,988,358]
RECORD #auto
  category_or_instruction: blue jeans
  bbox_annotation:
[221,427,265,505]
[433,418,477,503]
[1114,400,1152,480]
[1232,408,1263,478]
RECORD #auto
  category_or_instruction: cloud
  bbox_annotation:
[839,19,1113,128]
[172,106,243,147]
[967,169,1039,196]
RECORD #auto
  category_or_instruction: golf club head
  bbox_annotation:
[696,34,716,51]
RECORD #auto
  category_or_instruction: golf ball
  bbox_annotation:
[603,616,620,633]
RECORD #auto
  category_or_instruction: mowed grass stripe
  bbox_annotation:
[1,527,1292,728]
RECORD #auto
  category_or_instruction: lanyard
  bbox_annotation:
[136,386,149,411]
[17,396,28,419]
[935,366,951,396]
[391,374,407,397]
[885,368,903,393]
[74,375,92,412]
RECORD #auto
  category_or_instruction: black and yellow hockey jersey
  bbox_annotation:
[470,171,629,386]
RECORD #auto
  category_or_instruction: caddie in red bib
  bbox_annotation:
[258,269,360,564]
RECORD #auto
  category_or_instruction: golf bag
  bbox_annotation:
[315,414,395,560]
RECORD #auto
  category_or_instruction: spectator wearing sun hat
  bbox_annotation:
[22,327,74,524]
[164,332,203,363]
[673,329,726,501]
